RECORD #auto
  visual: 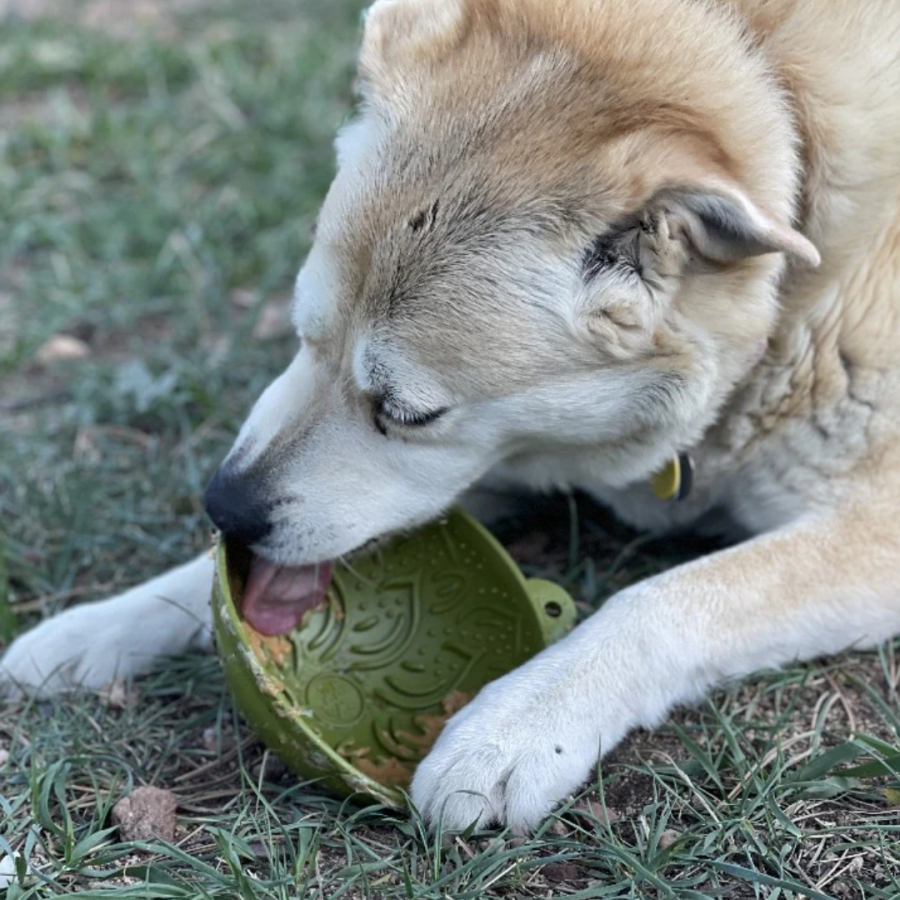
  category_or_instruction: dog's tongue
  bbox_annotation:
[242,556,332,636]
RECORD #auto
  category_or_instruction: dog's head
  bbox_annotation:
[204,0,818,632]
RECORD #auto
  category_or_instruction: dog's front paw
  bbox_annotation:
[1,605,126,697]
[2,556,215,697]
[411,655,605,833]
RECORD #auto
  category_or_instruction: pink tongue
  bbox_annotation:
[242,556,333,636]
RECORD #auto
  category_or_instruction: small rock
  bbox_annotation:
[252,299,293,341]
[658,829,680,850]
[542,861,582,883]
[202,726,220,752]
[112,786,177,842]
[0,747,9,766]
[202,726,236,754]
[36,334,91,364]
[99,677,137,709]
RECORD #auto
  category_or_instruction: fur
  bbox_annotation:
[4,0,900,832]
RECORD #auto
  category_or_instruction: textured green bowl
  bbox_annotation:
[212,507,577,806]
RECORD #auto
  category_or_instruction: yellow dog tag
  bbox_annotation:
[651,453,694,501]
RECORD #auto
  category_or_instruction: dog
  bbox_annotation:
[4,0,900,833]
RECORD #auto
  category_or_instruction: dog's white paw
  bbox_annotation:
[410,652,606,833]
[410,587,687,832]
[0,603,141,697]
[1,555,215,697]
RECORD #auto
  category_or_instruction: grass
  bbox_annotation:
[1,1,899,896]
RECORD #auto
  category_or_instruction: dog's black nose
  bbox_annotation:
[203,465,272,546]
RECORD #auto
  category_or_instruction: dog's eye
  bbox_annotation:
[374,400,447,432]
[583,227,643,281]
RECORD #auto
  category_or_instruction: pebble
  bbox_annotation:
[542,861,582,883]
[35,334,91,364]
[658,829,680,850]
[112,786,178,842]
[252,299,293,341]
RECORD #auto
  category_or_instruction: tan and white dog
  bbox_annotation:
[4,0,900,832]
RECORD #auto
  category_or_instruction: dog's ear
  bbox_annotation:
[577,181,818,356]
[361,0,469,80]
[651,183,820,268]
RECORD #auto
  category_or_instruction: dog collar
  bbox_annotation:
[651,452,694,501]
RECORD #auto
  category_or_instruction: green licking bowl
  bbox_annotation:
[212,507,577,807]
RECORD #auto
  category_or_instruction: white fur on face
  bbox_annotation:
[227,348,319,469]
[292,248,341,340]
[223,340,492,565]
[333,113,382,173]
[290,111,386,341]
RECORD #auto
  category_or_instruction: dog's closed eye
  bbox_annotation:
[373,398,447,434]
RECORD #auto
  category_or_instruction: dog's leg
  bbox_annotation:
[411,499,900,832]
[1,554,215,697]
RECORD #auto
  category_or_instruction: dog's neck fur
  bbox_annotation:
[718,1,900,433]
